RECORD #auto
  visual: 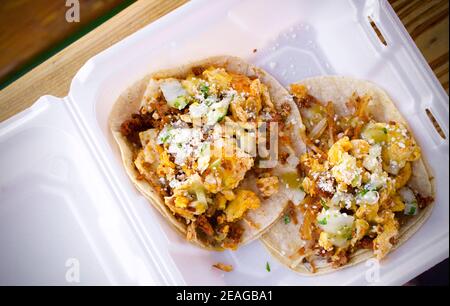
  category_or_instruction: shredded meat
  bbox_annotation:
[153,99,183,121]
[186,222,197,241]
[295,95,314,108]
[417,195,434,209]
[326,101,336,143]
[301,132,327,158]
[279,151,289,164]
[213,263,233,272]
[268,112,282,123]
[222,223,244,249]
[196,215,214,236]
[300,209,316,241]
[280,103,291,119]
[303,257,317,273]
[357,237,374,249]
[120,113,155,145]
[286,201,298,225]
[291,85,320,108]
[331,252,349,268]
[191,66,205,76]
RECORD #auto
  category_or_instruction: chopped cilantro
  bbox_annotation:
[383,127,388,134]
[177,143,183,148]
[160,134,170,143]
[406,203,417,216]
[321,198,329,210]
[172,96,188,110]
[266,262,271,272]
[318,218,327,225]
[199,84,209,98]
[359,185,377,197]
[217,114,226,122]
[359,189,369,197]
[284,215,291,224]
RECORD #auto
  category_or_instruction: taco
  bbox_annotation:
[261,76,434,274]
[109,56,305,250]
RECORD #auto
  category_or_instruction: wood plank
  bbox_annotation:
[0,0,187,122]
[0,0,128,84]
[0,0,447,123]
[390,0,449,92]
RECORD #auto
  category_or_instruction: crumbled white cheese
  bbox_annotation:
[189,103,209,119]
[331,153,362,187]
[160,126,205,166]
[317,172,335,193]
[366,171,388,190]
[363,144,382,172]
[169,178,184,189]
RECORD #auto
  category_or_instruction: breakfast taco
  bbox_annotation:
[261,76,434,274]
[109,56,305,250]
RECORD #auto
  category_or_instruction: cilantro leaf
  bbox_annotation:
[199,84,209,98]
[284,215,291,224]
[318,218,327,225]
[160,134,170,143]
[359,189,369,197]
[266,262,271,272]
[321,198,329,210]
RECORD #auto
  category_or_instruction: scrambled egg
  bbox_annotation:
[328,136,353,166]
[331,152,362,187]
[256,175,279,197]
[319,232,334,251]
[230,78,268,122]
[300,117,421,261]
[204,145,254,193]
[157,150,176,179]
[224,190,261,222]
[373,210,399,259]
[203,67,232,92]
[290,84,430,266]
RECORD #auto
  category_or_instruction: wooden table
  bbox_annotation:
[0,0,447,123]
[0,0,129,86]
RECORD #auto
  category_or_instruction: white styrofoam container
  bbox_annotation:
[0,0,448,285]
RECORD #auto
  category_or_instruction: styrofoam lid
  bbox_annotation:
[0,96,163,285]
